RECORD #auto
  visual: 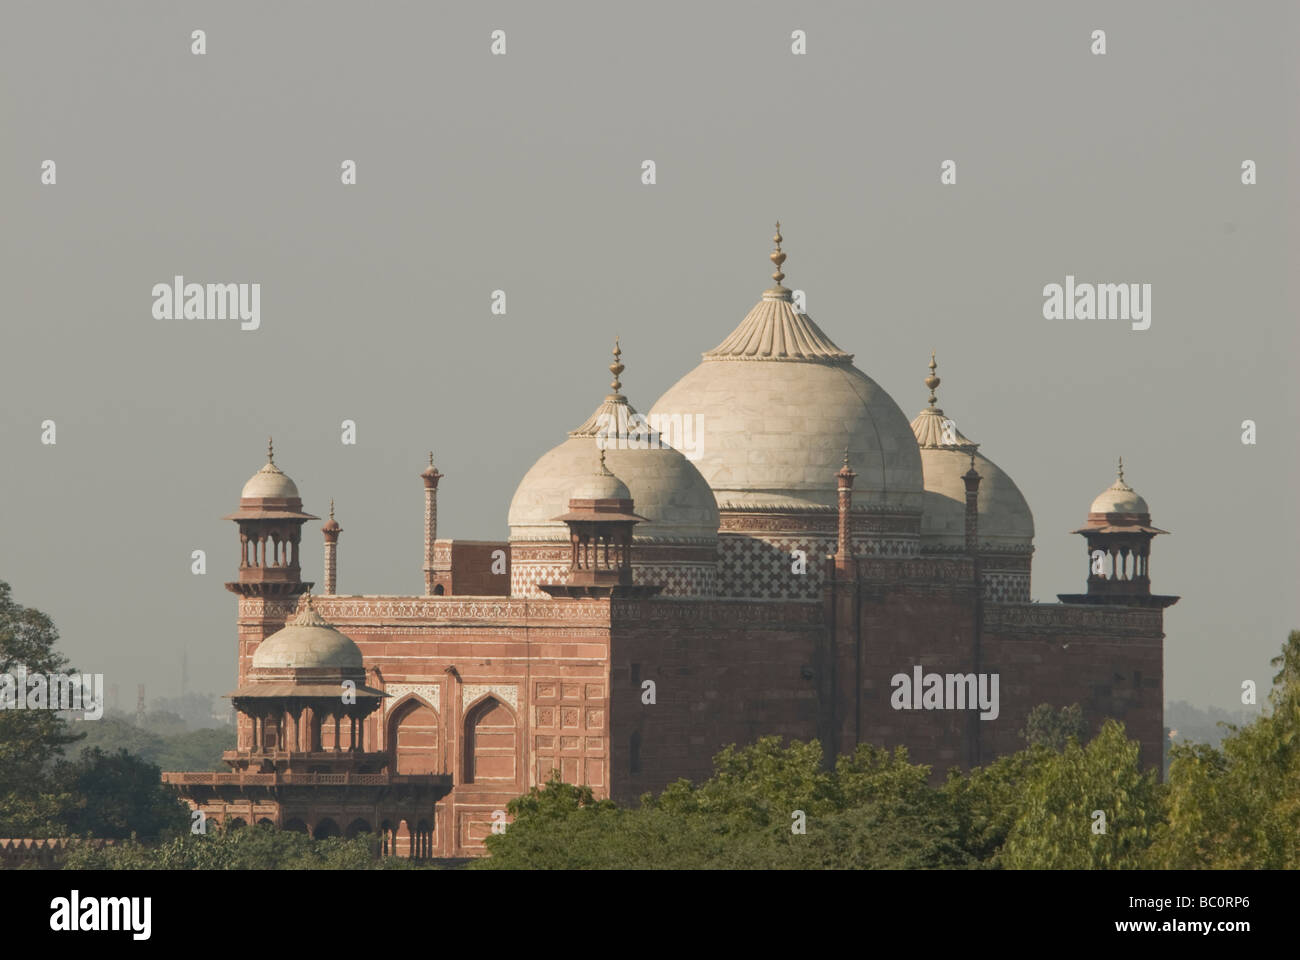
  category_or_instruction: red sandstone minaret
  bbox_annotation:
[224,438,317,598]
[321,500,342,595]
[1059,458,1178,609]
[420,453,443,595]
[834,449,856,578]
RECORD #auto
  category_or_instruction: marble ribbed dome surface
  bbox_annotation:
[908,356,1033,548]
[509,403,719,543]
[252,598,363,670]
[569,458,632,501]
[1089,470,1149,515]
[241,448,300,500]
[916,447,1034,547]
[650,289,923,512]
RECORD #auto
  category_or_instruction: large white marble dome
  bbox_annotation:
[649,240,923,514]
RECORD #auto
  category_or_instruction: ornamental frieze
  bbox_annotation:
[384,684,441,713]
[461,683,518,711]
[985,603,1163,637]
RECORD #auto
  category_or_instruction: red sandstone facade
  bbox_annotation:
[166,451,1175,859]
[165,236,1177,860]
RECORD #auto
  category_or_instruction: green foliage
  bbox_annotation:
[62,823,424,870]
[54,748,191,840]
[0,581,81,835]
[1153,630,1300,869]
[478,738,975,869]
[1020,703,1088,751]
[1000,720,1161,869]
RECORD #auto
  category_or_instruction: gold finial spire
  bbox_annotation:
[769,221,787,288]
[924,351,941,407]
[609,337,624,394]
[1117,456,1125,483]
[267,436,275,464]
[842,447,850,467]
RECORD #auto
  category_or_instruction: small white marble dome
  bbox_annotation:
[916,447,1035,548]
[909,357,1033,548]
[509,343,720,545]
[1089,461,1149,514]
[241,442,300,499]
[569,454,632,502]
[252,597,362,671]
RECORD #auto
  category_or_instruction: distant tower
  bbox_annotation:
[224,439,317,598]
[541,449,660,598]
[1058,459,1179,609]
[322,500,342,595]
[421,453,443,595]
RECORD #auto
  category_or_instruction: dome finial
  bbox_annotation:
[842,447,850,467]
[1117,456,1125,483]
[267,436,275,465]
[429,451,434,468]
[329,498,335,521]
[769,221,787,288]
[599,448,609,473]
[924,351,941,407]
[609,337,624,394]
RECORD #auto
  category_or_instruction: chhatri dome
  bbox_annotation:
[909,352,1034,551]
[251,591,363,672]
[569,450,633,502]
[241,438,301,500]
[1088,458,1150,515]
[649,225,924,513]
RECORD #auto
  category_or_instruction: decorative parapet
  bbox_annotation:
[984,603,1164,638]
[162,770,451,787]
[0,838,114,870]
[611,598,824,625]
[239,595,614,625]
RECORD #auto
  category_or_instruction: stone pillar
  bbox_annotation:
[421,455,444,595]
[834,453,856,578]
[322,503,342,595]
[962,456,981,556]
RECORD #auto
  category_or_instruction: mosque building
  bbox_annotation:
[165,226,1177,858]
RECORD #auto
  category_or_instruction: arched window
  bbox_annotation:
[463,696,517,784]
[313,818,339,839]
[389,699,440,774]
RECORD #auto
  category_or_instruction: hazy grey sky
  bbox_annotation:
[2,1,1295,711]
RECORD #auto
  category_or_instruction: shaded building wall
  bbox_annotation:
[842,557,982,777]
[980,603,1166,771]
[607,598,825,803]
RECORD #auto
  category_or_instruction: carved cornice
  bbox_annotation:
[984,603,1164,637]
